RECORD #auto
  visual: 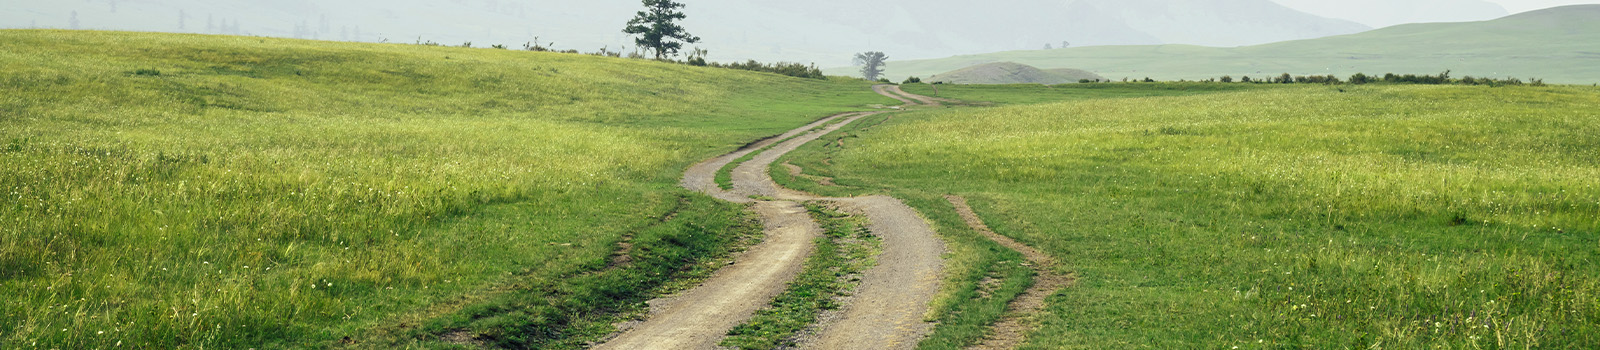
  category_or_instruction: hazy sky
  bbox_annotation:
[2,0,1597,65]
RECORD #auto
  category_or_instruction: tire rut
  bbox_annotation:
[598,86,945,350]
[946,196,1073,350]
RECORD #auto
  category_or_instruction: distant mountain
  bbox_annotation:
[1272,0,1509,28]
[839,5,1600,84]
[927,62,1105,85]
[1058,0,1371,48]
[0,0,1370,67]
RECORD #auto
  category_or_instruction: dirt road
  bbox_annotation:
[597,86,947,350]
[877,84,953,106]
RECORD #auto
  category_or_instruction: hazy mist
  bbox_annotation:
[2,0,1594,66]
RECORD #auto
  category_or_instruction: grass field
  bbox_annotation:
[0,29,894,349]
[832,6,1600,84]
[782,83,1600,348]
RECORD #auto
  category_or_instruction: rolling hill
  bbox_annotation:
[926,62,1105,84]
[835,5,1600,84]
[0,29,889,349]
[1271,0,1508,28]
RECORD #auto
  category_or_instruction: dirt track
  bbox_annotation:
[597,86,947,350]
[946,196,1072,350]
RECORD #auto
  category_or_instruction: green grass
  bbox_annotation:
[0,29,895,349]
[899,82,1274,106]
[784,83,1600,348]
[834,6,1600,84]
[720,203,879,350]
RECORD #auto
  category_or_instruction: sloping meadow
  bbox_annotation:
[0,30,887,348]
[818,84,1600,348]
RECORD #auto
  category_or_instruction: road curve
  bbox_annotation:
[599,112,863,350]
[877,84,952,106]
[873,84,918,105]
[598,86,946,350]
[727,112,946,350]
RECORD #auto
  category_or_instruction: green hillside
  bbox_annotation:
[926,62,1105,85]
[833,5,1600,84]
[781,83,1600,348]
[0,30,891,349]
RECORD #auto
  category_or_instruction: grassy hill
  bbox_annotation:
[0,29,891,349]
[781,82,1600,348]
[926,62,1105,85]
[834,5,1600,84]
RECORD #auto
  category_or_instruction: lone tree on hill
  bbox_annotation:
[854,51,888,81]
[624,0,700,60]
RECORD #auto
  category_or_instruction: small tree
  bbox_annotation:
[1220,75,1234,83]
[854,51,888,81]
[623,0,700,60]
[1044,43,1053,50]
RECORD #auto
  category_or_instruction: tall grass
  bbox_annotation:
[806,84,1600,348]
[0,30,892,349]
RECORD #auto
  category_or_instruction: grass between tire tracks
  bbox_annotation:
[768,115,1039,349]
[719,203,879,349]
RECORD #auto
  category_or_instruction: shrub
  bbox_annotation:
[708,60,825,79]
[903,76,923,84]
[1220,75,1234,83]
[1349,73,1372,84]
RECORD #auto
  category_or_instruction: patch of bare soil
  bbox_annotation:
[945,195,1074,350]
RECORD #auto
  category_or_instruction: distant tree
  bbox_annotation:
[1279,73,1294,84]
[1044,43,1053,50]
[69,11,79,30]
[1241,76,1253,83]
[903,76,922,84]
[854,51,889,81]
[1349,73,1371,84]
[1220,75,1233,83]
[623,0,701,60]
[1062,41,1070,48]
